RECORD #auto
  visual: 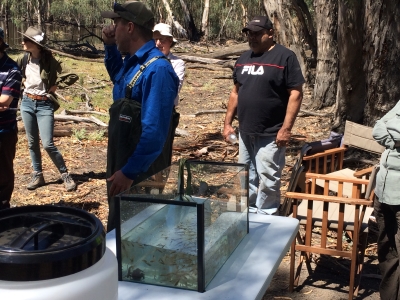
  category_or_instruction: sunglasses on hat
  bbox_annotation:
[113,2,137,21]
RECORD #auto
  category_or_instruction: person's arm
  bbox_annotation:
[373,100,400,149]
[102,24,123,82]
[276,86,303,147]
[0,94,14,111]
[173,59,185,92]
[223,83,240,141]
[0,67,21,111]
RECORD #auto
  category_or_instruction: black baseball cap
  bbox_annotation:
[242,16,273,33]
[101,1,154,30]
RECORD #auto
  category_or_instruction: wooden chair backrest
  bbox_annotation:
[302,121,384,175]
[342,121,385,154]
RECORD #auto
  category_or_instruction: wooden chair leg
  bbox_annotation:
[293,231,314,286]
[353,231,368,297]
[348,232,361,300]
[289,237,296,292]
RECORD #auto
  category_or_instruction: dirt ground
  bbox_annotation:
[10,62,381,299]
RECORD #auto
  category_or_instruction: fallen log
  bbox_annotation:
[54,114,108,127]
[187,64,227,71]
[297,109,333,117]
[179,55,224,65]
[202,43,249,59]
[213,75,232,79]
[49,47,104,63]
[18,125,109,137]
[64,109,108,117]
[183,109,226,117]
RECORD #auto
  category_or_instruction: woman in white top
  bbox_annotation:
[17,27,77,192]
[153,23,185,107]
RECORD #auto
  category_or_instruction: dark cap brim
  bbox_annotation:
[242,24,265,33]
[101,11,120,19]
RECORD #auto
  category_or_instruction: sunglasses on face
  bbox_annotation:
[23,38,31,43]
[246,30,266,38]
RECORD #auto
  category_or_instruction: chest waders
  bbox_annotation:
[106,56,176,232]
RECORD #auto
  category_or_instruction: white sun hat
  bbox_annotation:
[153,23,177,46]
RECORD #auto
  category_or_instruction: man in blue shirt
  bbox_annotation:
[101,1,178,231]
[0,27,22,210]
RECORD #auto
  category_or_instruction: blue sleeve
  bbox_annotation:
[121,64,178,179]
[104,44,123,83]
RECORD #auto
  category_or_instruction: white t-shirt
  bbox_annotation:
[24,58,47,96]
[167,52,185,106]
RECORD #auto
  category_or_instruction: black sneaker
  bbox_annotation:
[27,171,45,190]
[61,172,76,192]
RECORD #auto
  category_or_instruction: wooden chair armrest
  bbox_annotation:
[353,166,374,178]
[305,173,370,185]
[286,192,373,206]
[302,147,346,160]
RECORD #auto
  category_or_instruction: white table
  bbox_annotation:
[106,214,299,300]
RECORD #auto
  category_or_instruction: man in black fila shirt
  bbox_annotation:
[223,16,305,215]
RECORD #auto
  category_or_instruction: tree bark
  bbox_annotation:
[263,0,311,86]
[312,0,338,109]
[178,0,200,41]
[333,0,366,130]
[161,0,188,38]
[201,0,210,40]
[363,0,400,126]
[217,0,235,41]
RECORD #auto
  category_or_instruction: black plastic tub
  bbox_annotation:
[0,205,105,281]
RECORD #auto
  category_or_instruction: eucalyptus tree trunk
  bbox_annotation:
[178,0,200,41]
[217,0,235,40]
[36,0,43,29]
[333,0,365,130]
[201,0,210,40]
[239,1,247,27]
[161,0,188,38]
[363,0,400,126]
[27,1,34,26]
[312,0,338,109]
[263,0,311,86]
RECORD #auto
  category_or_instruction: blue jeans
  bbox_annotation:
[20,96,67,174]
[238,132,285,213]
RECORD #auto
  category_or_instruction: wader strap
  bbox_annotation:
[125,56,168,98]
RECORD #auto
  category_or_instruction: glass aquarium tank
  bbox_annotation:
[115,160,249,292]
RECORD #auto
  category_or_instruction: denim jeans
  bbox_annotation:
[238,132,285,213]
[20,95,67,173]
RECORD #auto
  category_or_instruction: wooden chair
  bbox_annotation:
[286,165,379,300]
[302,121,384,176]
